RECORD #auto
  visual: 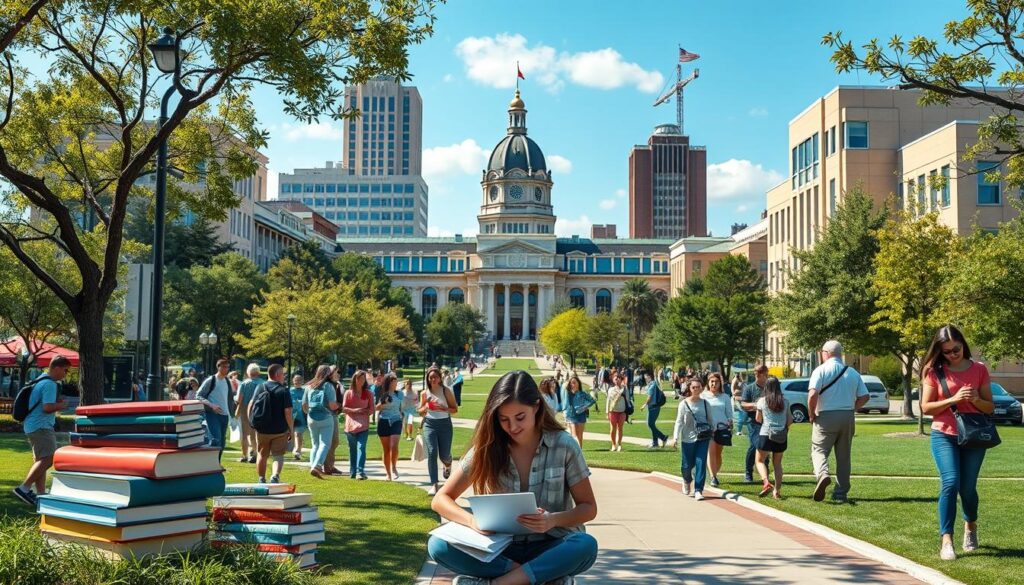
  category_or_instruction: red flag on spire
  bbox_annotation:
[517,62,525,80]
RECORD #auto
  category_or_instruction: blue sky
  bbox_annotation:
[260,0,959,238]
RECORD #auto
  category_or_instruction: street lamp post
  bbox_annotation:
[199,332,209,378]
[287,314,296,380]
[146,27,197,401]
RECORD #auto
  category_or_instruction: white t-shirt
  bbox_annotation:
[808,358,868,413]
[700,390,732,428]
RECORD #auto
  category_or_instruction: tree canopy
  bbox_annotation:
[539,308,591,368]
[425,303,486,357]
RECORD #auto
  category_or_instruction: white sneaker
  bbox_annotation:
[694,491,705,501]
[452,576,491,585]
[940,541,956,561]
[963,530,978,552]
[681,482,691,496]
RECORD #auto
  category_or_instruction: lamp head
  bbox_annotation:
[208,332,218,345]
[199,332,209,345]
[148,27,179,74]
[288,314,297,324]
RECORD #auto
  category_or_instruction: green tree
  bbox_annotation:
[770,187,893,357]
[587,311,627,365]
[545,298,574,321]
[333,252,423,341]
[425,303,486,357]
[616,278,662,352]
[539,309,591,369]
[825,3,1024,188]
[163,252,265,362]
[660,256,767,378]
[0,1,438,404]
[125,198,233,268]
[872,212,961,429]
[944,211,1024,361]
[643,310,678,369]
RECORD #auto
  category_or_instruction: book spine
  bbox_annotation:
[221,487,272,496]
[212,509,300,524]
[216,522,293,535]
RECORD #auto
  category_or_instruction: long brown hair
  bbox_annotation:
[538,377,557,396]
[921,324,972,377]
[707,372,724,394]
[468,371,564,495]
[763,376,784,413]
[350,369,370,399]
[306,364,334,391]
[426,366,444,391]
[565,374,583,394]
[377,372,398,403]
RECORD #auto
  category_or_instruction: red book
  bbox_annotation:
[212,506,319,525]
[211,541,317,554]
[53,446,222,479]
[75,400,204,417]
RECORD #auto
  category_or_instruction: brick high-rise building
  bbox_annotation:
[629,124,707,239]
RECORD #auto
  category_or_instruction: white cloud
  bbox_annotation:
[748,107,769,117]
[548,155,573,174]
[280,122,343,142]
[707,159,784,200]
[555,214,592,237]
[736,204,749,213]
[615,188,627,198]
[422,139,488,183]
[443,73,454,83]
[454,34,663,93]
[599,199,617,210]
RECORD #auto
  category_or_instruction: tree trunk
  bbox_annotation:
[899,353,915,421]
[75,306,106,406]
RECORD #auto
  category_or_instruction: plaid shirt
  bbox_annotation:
[461,430,592,539]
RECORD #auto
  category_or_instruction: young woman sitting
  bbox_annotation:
[428,370,598,585]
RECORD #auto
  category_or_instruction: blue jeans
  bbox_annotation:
[423,417,453,484]
[745,420,762,477]
[308,417,334,470]
[428,532,597,584]
[205,413,228,462]
[647,406,667,446]
[680,439,710,491]
[346,430,369,476]
[931,431,986,536]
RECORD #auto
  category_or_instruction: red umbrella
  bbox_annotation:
[0,337,80,368]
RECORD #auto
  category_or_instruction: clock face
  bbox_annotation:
[509,184,524,200]
[534,187,543,202]
[489,186,498,201]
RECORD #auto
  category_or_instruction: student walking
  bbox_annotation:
[13,356,70,506]
[732,372,747,434]
[754,376,792,499]
[701,373,734,487]
[671,379,718,501]
[562,374,593,447]
[344,369,374,480]
[920,325,996,561]
[324,366,344,475]
[418,366,458,494]
[248,364,293,484]
[401,378,418,441]
[198,359,235,462]
[606,374,628,452]
[428,370,598,584]
[539,376,561,414]
[808,340,869,503]
[302,365,339,479]
[236,364,264,463]
[740,365,769,482]
[375,373,403,481]
[640,374,669,448]
[289,375,306,461]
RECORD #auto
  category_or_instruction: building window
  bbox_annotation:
[929,170,939,211]
[829,125,837,155]
[568,288,585,309]
[941,165,951,207]
[448,288,464,304]
[829,179,837,217]
[596,289,612,313]
[844,121,869,149]
[422,288,437,319]
[977,161,1001,205]
[692,260,702,276]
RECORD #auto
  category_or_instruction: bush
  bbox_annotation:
[0,517,317,585]
[868,355,904,395]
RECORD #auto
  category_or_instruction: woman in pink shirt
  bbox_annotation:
[920,325,996,561]
[343,369,374,480]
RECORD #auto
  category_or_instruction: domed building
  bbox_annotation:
[337,90,677,345]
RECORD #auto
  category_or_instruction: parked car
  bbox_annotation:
[990,383,1023,425]
[779,375,889,423]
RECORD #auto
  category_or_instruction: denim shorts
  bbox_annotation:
[376,418,403,437]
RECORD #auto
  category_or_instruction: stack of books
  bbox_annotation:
[36,400,225,559]
[211,483,324,569]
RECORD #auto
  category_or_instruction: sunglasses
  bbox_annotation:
[941,345,962,356]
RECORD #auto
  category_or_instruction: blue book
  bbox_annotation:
[70,430,205,449]
[36,496,208,527]
[50,471,225,508]
[215,521,324,535]
[211,530,325,546]
[75,414,203,426]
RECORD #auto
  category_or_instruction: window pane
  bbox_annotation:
[845,122,868,148]
[977,161,1001,204]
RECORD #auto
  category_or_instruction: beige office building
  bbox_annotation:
[766,86,1023,390]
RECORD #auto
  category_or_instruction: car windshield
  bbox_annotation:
[990,383,1009,397]
[866,382,885,393]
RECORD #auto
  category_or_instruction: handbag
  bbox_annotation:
[686,401,713,441]
[713,422,732,446]
[767,426,789,443]
[411,418,427,462]
[935,365,1001,449]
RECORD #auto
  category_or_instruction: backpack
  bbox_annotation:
[13,375,51,423]
[307,385,329,417]
[248,383,276,432]
[650,382,667,408]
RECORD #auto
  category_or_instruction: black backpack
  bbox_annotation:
[12,375,51,423]
[651,382,667,408]
[248,383,276,432]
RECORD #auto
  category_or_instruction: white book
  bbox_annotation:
[429,521,513,562]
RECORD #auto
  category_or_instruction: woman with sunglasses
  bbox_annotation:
[920,325,995,561]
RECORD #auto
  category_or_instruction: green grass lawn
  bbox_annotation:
[0,436,436,585]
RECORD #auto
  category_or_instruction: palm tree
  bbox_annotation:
[616,279,661,353]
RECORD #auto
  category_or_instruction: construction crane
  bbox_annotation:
[653,65,699,134]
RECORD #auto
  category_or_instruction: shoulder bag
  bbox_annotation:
[936,365,1001,449]
[685,400,713,441]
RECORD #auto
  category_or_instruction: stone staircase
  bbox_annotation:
[492,340,541,358]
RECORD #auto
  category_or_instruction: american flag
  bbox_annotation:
[679,48,700,63]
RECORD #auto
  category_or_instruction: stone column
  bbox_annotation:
[586,287,597,316]
[536,284,547,331]
[502,284,511,340]
[438,286,448,309]
[522,284,531,341]
[611,287,620,312]
[411,286,422,314]
[483,284,496,337]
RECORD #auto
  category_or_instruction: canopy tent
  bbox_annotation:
[0,337,80,368]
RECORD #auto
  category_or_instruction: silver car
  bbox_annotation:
[857,375,890,415]
[780,374,889,423]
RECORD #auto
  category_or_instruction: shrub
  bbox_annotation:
[868,355,904,395]
[0,517,317,585]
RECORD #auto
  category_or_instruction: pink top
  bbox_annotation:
[925,360,989,436]
[343,388,373,433]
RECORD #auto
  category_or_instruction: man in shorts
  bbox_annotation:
[14,356,70,506]
[249,364,293,484]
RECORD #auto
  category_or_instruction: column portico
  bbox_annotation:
[536,284,547,331]
[503,285,511,340]
[523,283,531,341]
[484,284,495,335]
